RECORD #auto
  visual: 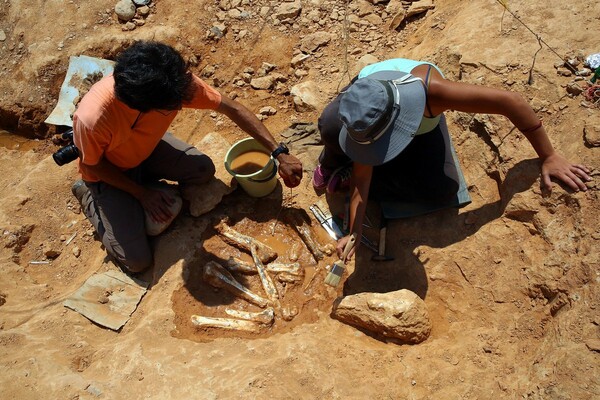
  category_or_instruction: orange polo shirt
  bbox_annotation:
[72,74,222,182]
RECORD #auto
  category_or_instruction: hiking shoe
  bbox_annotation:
[327,165,352,194]
[312,164,332,191]
[71,179,88,205]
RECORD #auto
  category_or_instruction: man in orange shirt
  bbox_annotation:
[71,41,303,273]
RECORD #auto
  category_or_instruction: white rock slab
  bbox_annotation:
[181,132,237,217]
[332,289,432,343]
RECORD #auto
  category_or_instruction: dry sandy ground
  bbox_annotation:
[1,0,599,399]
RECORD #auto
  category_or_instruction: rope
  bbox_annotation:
[494,0,577,74]
[336,0,352,92]
[584,84,600,104]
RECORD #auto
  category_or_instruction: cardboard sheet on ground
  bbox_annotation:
[45,55,115,127]
[380,123,471,220]
[64,270,148,331]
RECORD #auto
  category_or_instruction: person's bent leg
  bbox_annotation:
[142,132,215,185]
[82,181,153,273]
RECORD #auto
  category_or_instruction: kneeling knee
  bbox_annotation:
[121,253,153,273]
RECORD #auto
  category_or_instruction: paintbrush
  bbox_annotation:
[323,233,357,287]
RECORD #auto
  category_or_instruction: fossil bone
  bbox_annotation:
[225,256,256,274]
[215,219,277,263]
[285,212,324,261]
[250,243,280,303]
[191,315,262,332]
[226,257,303,277]
[225,307,275,325]
[277,272,303,283]
[289,241,301,262]
[202,261,269,308]
[281,306,299,321]
[267,262,303,276]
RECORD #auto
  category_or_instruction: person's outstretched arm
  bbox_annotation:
[337,162,373,261]
[423,69,591,192]
[217,96,303,188]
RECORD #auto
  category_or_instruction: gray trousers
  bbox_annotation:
[80,133,215,272]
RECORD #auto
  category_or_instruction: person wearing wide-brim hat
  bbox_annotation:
[313,58,592,260]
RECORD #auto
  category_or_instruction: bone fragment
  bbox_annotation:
[303,265,322,294]
[281,306,299,321]
[191,315,262,332]
[215,219,277,263]
[202,261,269,308]
[250,244,280,302]
[285,212,324,261]
[225,307,275,325]
[289,241,301,262]
[277,272,303,283]
[319,243,335,256]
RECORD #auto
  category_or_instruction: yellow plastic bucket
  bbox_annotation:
[224,138,278,198]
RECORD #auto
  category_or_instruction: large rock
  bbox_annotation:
[290,81,322,112]
[115,0,136,21]
[181,132,237,217]
[273,1,302,21]
[299,31,332,53]
[331,289,432,343]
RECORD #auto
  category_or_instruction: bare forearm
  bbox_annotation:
[82,158,146,199]
[349,163,373,234]
[217,97,278,152]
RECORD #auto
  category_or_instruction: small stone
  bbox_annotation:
[556,67,572,77]
[115,0,136,22]
[0,29,6,42]
[72,246,81,258]
[137,5,150,17]
[122,21,136,31]
[259,106,277,116]
[133,0,151,5]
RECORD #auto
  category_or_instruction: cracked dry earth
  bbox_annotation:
[1,0,599,399]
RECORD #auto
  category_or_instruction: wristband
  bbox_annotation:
[271,142,289,159]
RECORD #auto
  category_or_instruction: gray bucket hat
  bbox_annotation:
[338,70,426,166]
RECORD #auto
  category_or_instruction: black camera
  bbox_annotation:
[52,129,80,166]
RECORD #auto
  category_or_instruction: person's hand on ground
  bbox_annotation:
[138,188,175,223]
[541,153,591,192]
[277,153,303,188]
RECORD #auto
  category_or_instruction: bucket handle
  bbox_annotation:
[248,161,278,183]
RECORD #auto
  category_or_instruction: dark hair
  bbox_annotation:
[113,41,194,112]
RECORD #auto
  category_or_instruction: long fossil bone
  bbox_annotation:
[226,257,303,277]
[191,315,262,332]
[224,307,275,325]
[267,262,303,276]
[285,212,328,261]
[250,243,280,303]
[202,261,269,308]
[225,256,256,274]
[215,219,277,263]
